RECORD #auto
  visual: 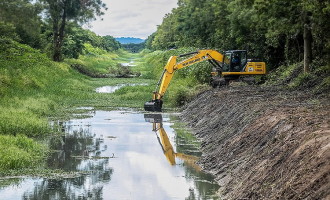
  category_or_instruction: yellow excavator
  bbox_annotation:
[144,114,201,171]
[144,49,266,112]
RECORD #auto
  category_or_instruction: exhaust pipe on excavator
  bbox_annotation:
[144,99,163,112]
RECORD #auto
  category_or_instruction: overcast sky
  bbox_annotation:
[88,0,178,39]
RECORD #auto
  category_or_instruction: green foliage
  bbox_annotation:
[147,0,329,71]
[122,43,145,53]
[40,0,107,61]
[315,76,330,94]
[102,35,121,51]
[265,60,330,94]
[112,84,155,106]
[166,82,209,107]
[0,135,47,170]
[0,105,51,137]
[0,22,20,41]
[265,63,303,85]
[83,43,107,55]
[66,46,121,77]
[288,72,318,89]
[0,0,44,48]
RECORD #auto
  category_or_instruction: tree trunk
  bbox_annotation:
[303,13,312,73]
[52,17,60,61]
[52,3,67,62]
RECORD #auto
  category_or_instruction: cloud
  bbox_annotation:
[88,0,178,39]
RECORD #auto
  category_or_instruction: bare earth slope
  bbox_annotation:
[181,86,330,199]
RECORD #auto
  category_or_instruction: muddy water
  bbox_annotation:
[0,110,219,200]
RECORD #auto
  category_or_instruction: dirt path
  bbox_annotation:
[181,85,330,199]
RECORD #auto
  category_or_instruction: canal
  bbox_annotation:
[0,109,219,200]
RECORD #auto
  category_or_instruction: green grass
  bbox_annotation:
[265,62,330,96]
[0,38,156,172]
[0,135,47,170]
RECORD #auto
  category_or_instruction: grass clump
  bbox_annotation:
[0,135,47,170]
[265,61,330,96]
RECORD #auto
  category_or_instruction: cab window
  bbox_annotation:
[222,53,231,72]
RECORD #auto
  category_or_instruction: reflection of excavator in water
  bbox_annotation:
[144,49,266,112]
[144,114,201,171]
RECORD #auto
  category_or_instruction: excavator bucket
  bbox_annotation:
[144,113,162,123]
[144,100,163,112]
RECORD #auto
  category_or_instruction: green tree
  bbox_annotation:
[254,0,330,72]
[0,0,43,48]
[62,23,87,59]
[40,0,107,61]
[102,35,121,51]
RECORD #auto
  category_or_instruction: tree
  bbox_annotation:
[0,0,43,48]
[40,0,107,61]
[254,0,329,72]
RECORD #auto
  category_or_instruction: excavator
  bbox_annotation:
[144,49,266,112]
[144,114,201,171]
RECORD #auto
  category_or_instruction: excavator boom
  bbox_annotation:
[144,50,224,112]
[144,49,266,112]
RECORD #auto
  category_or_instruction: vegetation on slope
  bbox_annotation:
[0,0,329,181]
[0,37,154,172]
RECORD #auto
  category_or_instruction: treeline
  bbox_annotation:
[122,43,145,53]
[0,0,120,61]
[146,0,329,71]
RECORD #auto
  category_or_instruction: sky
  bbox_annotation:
[88,0,178,39]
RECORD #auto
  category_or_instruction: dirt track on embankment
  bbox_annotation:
[181,85,330,199]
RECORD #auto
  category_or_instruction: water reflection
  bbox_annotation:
[95,83,148,93]
[21,127,113,200]
[144,114,201,170]
[0,111,219,200]
[144,114,219,199]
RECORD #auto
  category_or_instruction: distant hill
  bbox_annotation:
[115,37,144,44]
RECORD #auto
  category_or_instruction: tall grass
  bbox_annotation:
[0,135,47,170]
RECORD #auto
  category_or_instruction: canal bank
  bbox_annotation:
[181,86,330,199]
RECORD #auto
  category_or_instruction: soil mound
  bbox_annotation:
[181,86,330,199]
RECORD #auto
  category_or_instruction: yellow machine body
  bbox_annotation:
[144,49,266,112]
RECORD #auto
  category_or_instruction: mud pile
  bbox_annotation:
[181,86,330,199]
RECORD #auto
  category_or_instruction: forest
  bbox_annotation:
[1,0,329,73]
[147,0,329,72]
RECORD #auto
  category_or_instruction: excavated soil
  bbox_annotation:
[181,85,330,200]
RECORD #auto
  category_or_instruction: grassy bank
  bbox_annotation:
[0,38,154,172]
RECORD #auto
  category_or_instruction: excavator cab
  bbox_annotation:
[223,50,247,72]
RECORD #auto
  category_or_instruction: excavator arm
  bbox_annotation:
[145,50,225,112]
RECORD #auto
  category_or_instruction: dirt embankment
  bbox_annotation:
[181,86,330,199]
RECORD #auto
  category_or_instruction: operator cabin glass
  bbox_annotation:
[239,51,247,69]
[223,51,248,72]
[223,53,232,72]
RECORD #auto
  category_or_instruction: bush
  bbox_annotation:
[288,73,318,89]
